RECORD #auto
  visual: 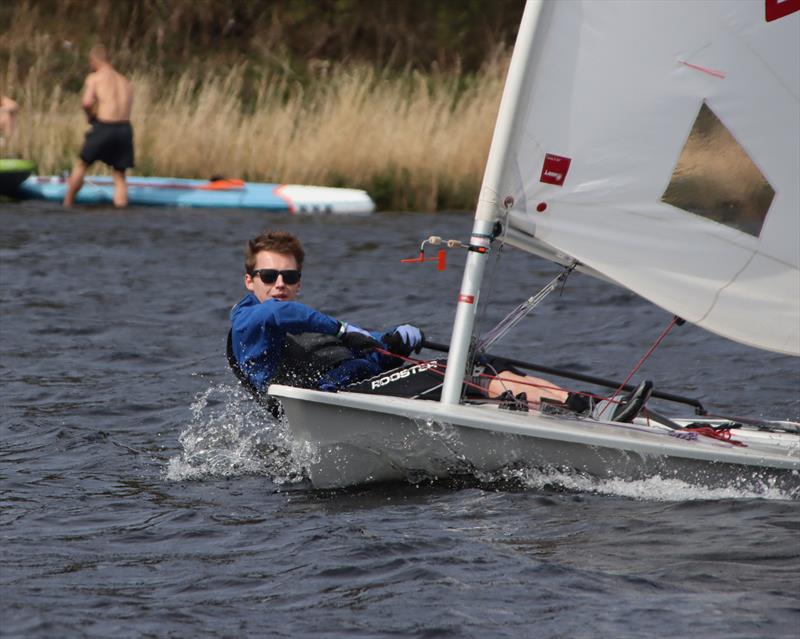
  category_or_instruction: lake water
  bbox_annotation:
[2,201,799,638]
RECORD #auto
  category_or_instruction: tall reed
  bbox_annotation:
[8,52,508,211]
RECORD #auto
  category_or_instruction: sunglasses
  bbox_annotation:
[251,268,302,285]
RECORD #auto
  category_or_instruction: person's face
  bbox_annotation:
[244,250,302,303]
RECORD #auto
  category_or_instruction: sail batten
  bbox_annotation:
[492,0,799,356]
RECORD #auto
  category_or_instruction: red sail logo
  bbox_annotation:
[539,153,572,187]
[766,0,799,21]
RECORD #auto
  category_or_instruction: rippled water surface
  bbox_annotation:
[2,201,799,638]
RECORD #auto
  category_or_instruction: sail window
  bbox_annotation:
[661,102,774,237]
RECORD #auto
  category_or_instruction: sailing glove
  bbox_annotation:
[338,322,382,353]
[382,324,424,357]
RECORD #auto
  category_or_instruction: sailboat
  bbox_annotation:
[267,0,800,490]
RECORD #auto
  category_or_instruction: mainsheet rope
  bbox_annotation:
[374,329,748,446]
[377,317,684,411]
[596,315,683,419]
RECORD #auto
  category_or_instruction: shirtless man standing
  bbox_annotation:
[64,44,134,208]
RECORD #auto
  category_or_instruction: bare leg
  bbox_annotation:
[63,160,88,207]
[112,170,128,208]
[488,370,569,406]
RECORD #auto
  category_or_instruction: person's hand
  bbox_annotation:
[381,324,424,357]
[339,323,382,354]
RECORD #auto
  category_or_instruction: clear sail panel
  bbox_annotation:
[661,102,774,237]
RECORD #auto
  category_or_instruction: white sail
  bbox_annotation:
[486,0,799,356]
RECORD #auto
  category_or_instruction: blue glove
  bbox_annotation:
[381,324,424,356]
[395,324,423,351]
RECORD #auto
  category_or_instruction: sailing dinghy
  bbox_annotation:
[268,0,800,490]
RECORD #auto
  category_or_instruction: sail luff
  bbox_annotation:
[440,0,547,404]
[474,0,547,225]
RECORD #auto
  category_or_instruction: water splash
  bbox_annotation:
[485,466,798,501]
[165,384,307,484]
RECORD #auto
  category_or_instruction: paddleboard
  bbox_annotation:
[16,174,375,214]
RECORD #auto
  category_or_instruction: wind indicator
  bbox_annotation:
[401,235,467,271]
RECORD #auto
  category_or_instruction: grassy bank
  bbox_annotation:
[1,1,521,211]
[8,58,507,211]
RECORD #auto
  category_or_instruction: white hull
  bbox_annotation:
[269,385,800,491]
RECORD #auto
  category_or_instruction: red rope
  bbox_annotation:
[684,426,746,447]
[597,315,681,419]
[374,347,488,394]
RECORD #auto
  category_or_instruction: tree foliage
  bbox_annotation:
[2,0,524,85]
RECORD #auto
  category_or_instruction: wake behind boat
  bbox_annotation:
[264,0,800,491]
[15,174,375,214]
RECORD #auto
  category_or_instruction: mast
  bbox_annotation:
[440,0,546,404]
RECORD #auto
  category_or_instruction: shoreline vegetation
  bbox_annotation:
[1,1,521,212]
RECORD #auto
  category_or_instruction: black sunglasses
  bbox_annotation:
[251,268,302,285]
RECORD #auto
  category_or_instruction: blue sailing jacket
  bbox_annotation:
[229,292,385,392]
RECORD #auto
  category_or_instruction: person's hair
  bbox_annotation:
[89,44,109,63]
[245,230,305,273]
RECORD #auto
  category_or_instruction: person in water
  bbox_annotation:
[228,229,602,413]
[64,44,134,208]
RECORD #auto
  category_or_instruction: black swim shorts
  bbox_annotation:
[80,121,135,171]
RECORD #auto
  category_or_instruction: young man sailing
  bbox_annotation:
[229,230,426,394]
[227,230,628,415]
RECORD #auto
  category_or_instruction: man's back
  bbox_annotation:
[89,66,132,122]
[64,45,135,208]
